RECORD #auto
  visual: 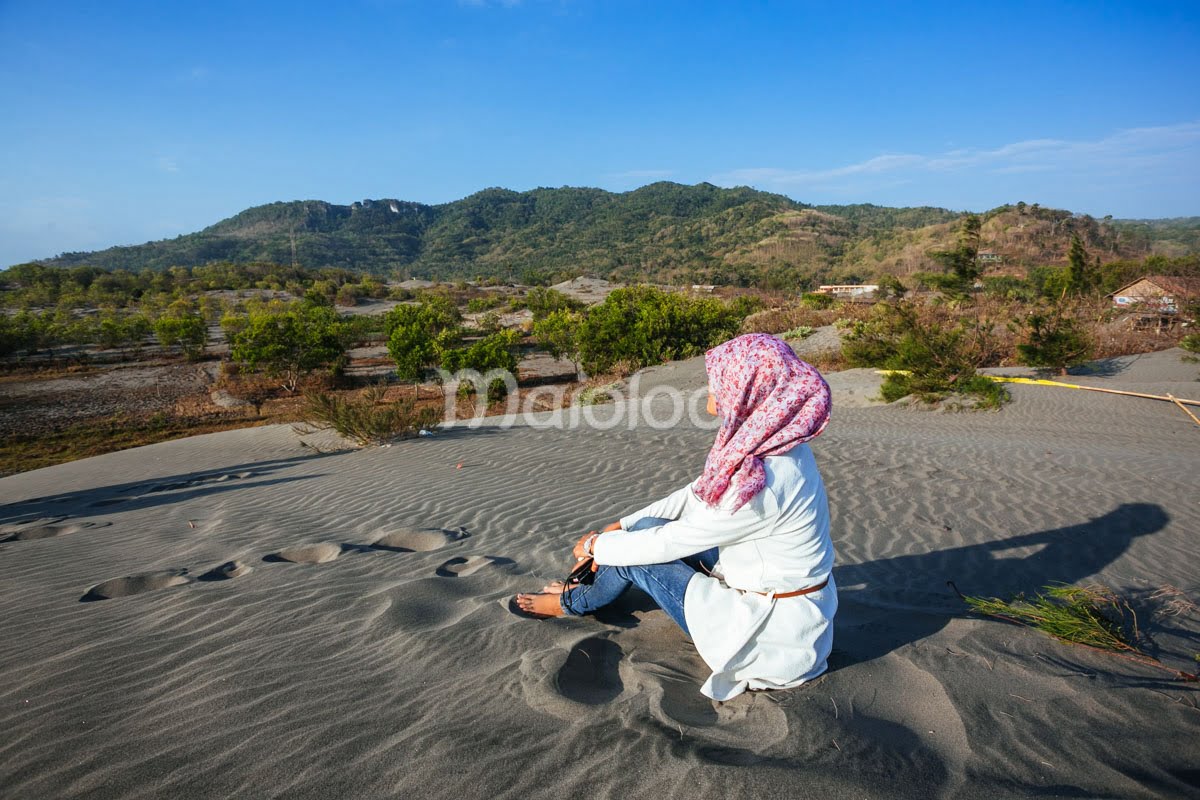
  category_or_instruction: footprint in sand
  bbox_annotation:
[198,560,252,581]
[554,637,625,705]
[81,570,191,602]
[436,555,514,577]
[1,520,111,543]
[655,675,720,727]
[81,556,251,601]
[370,527,465,553]
[264,543,344,564]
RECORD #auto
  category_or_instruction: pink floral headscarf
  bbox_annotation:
[694,334,832,512]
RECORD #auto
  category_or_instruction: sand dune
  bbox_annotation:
[1,349,1198,798]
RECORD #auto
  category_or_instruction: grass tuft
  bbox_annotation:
[781,325,815,340]
[958,582,1198,681]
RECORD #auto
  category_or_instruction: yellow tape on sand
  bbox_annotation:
[872,370,1200,410]
[983,375,1200,408]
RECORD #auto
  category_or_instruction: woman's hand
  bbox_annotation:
[572,532,598,562]
[572,523,620,569]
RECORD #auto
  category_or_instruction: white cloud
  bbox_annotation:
[155,156,180,174]
[712,121,1200,189]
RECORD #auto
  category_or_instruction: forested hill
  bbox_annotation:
[31,182,1199,286]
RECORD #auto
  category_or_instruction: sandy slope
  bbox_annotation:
[1,350,1198,799]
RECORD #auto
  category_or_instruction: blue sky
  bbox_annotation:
[1,0,1198,267]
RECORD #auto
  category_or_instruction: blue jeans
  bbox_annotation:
[560,517,718,636]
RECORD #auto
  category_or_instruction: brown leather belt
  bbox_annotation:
[750,577,829,598]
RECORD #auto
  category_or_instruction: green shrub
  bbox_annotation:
[360,277,390,299]
[1180,333,1200,353]
[340,313,387,345]
[440,329,521,374]
[473,311,503,334]
[98,312,151,350]
[982,276,1037,302]
[1028,265,1071,300]
[385,298,462,380]
[335,283,362,307]
[911,271,968,293]
[454,376,511,403]
[302,386,440,446]
[799,292,835,310]
[877,275,907,299]
[843,302,1008,408]
[1016,309,1092,374]
[0,310,50,356]
[154,302,207,360]
[387,315,437,380]
[575,286,746,375]
[532,309,582,369]
[466,295,505,313]
[526,287,585,320]
[229,304,346,391]
[927,212,982,294]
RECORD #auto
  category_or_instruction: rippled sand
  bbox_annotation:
[1,349,1198,799]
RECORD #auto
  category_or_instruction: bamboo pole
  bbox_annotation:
[1167,394,1200,427]
[984,376,1200,407]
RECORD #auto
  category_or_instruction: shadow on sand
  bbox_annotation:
[0,455,335,526]
[830,501,1170,669]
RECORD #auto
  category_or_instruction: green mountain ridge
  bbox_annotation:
[30,183,1200,286]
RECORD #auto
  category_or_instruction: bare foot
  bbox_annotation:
[515,592,565,618]
[539,580,580,593]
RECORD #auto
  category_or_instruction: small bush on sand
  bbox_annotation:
[959,582,1198,682]
[1016,307,1093,375]
[302,386,439,446]
[843,302,1008,409]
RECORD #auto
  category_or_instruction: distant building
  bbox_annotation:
[1108,275,1199,315]
[691,284,717,293]
[815,284,879,298]
[976,249,1003,264]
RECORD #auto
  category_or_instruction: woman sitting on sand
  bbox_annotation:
[516,333,836,701]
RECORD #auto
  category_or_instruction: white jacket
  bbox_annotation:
[592,443,836,701]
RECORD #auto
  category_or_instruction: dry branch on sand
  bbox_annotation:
[297,385,440,446]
